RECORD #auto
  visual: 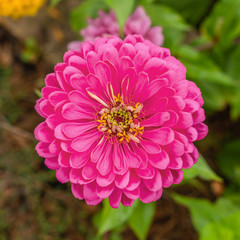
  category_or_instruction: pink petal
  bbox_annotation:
[125,169,141,191]
[45,73,59,87]
[164,139,185,157]
[68,90,97,107]
[96,143,113,175]
[44,157,60,170]
[58,151,70,167]
[71,130,100,152]
[184,99,200,113]
[56,167,71,183]
[36,142,56,158]
[49,140,61,154]
[68,56,88,75]
[121,194,134,207]
[85,198,102,206]
[182,153,194,169]
[42,86,60,99]
[119,43,136,59]
[148,150,170,169]
[171,169,184,184]
[139,139,161,154]
[134,50,150,71]
[46,113,65,129]
[194,123,208,141]
[70,151,90,168]
[124,188,140,200]
[167,96,185,111]
[96,171,115,187]
[163,110,179,127]
[62,103,94,120]
[147,78,169,98]
[143,170,162,191]
[141,112,170,127]
[123,145,141,168]
[63,122,96,138]
[143,97,168,116]
[70,74,88,91]
[168,157,183,169]
[113,143,129,175]
[154,188,163,201]
[146,26,164,46]
[160,168,173,188]
[96,183,115,198]
[71,183,84,200]
[131,71,149,102]
[54,124,69,141]
[192,108,206,124]
[136,163,155,179]
[39,99,54,116]
[143,127,174,145]
[143,57,167,80]
[35,123,54,143]
[175,112,193,129]
[115,170,130,189]
[83,182,98,201]
[94,61,111,86]
[82,161,97,180]
[103,46,119,67]
[190,146,199,163]
[139,183,156,203]
[91,138,107,163]
[109,188,122,208]
[131,142,148,169]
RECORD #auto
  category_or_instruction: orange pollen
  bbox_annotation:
[97,94,144,143]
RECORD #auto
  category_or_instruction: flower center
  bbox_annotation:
[97,94,144,143]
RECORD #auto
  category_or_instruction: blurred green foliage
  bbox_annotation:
[173,195,240,240]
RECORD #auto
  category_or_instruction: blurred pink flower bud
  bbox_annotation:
[124,6,164,46]
[68,6,164,50]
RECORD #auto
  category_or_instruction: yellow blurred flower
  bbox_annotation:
[0,0,45,19]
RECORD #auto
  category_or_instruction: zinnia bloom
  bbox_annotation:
[35,35,208,208]
[0,0,45,19]
[68,6,164,50]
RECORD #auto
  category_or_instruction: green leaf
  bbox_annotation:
[200,210,240,240]
[200,223,235,240]
[173,195,240,233]
[144,4,190,31]
[183,154,222,182]
[143,4,190,49]
[201,0,240,49]
[177,45,234,86]
[128,201,156,240]
[217,139,240,184]
[176,45,235,111]
[227,45,240,81]
[226,45,240,118]
[50,0,62,7]
[70,0,106,32]
[104,0,134,34]
[97,199,138,236]
[155,0,212,25]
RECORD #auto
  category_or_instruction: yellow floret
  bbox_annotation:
[0,0,45,19]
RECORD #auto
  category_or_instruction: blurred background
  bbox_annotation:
[0,0,240,239]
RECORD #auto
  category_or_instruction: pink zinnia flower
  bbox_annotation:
[81,10,119,41]
[68,6,164,50]
[124,6,164,46]
[35,35,208,208]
